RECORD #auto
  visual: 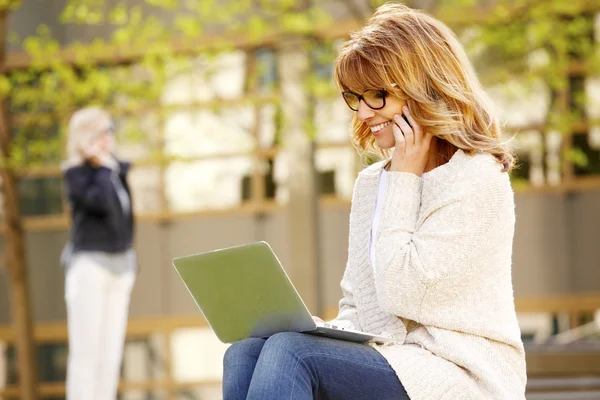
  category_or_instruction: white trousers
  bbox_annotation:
[65,255,135,400]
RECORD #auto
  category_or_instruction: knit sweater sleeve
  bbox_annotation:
[330,265,361,330]
[373,167,509,321]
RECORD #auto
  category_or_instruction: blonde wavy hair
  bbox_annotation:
[62,107,113,169]
[334,3,514,171]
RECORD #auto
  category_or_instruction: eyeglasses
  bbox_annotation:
[98,121,116,136]
[341,89,389,111]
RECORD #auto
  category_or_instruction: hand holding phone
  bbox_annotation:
[396,113,412,129]
[389,105,432,175]
[80,143,116,169]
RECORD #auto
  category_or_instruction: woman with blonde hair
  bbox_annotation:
[222,3,526,399]
[61,106,137,400]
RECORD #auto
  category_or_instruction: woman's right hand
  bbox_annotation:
[389,105,433,176]
[81,143,115,169]
[81,143,102,165]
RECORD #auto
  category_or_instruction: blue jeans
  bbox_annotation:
[222,332,409,400]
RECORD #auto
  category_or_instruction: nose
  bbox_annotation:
[356,100,375,122]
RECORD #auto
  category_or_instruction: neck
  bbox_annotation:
[424,137,439,173]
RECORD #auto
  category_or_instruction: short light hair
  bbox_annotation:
[334,3,514,171]
[63,107,112,169]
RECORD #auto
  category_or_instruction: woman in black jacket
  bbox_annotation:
[61,107,137,400]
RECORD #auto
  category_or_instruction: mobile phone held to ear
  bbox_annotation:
[403,114,412,128]
[394,113,412,128]
[81,143,101,160]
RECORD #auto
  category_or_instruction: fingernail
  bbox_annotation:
[403,106,409,111]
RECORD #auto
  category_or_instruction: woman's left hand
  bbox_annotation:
[389,105,432,176]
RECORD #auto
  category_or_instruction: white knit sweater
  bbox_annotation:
[332,150,527,400]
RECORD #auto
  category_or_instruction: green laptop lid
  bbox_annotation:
[172,241,316,343]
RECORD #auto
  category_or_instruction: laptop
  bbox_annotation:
[172,241,394,345]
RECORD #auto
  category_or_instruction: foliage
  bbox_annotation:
[1,0,599,176]
[445,0,597,121]
[2,0,342,170]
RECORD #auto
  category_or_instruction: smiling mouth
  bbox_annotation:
[370,121,392,133]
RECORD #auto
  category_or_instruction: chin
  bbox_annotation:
[374,136,395,150]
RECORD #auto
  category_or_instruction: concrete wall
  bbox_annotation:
[568,191,600,292]
[512,193,572,295]
[0,189,599,325]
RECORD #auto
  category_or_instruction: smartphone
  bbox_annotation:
[394,113,412,128]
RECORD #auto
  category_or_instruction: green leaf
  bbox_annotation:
[565,147,588,168]
[175,15,203,37]
[109,3,129,25]
[247,15,269,41]
[281,12,313,35]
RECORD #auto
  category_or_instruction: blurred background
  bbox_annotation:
[0,0,599,399]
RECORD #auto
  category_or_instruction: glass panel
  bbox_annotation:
[170,328,226,399]
[122,336,167,382]
[272,147,356,204]
[121,335,169,400]
[311,40,338,82]
[210,52,247,100]
[240,158,276,202]
[163,57,199,105]
[128,167,162,214]
[162,52,247,105]
[546,130,563,185]
[315,147,356,199]
[572,131,600,176]
[255,48,277,93]
[272,152,289,204]
[114,113,161,163]
[165,157,253,212]
[1,342,68,386]
[486,79,549,128]
[113,63,162,109]
[164,107,255,159]
[18,177,64,217]
[37,343,68,383]
[257,104,279,148]
[11,118,63,167]
[586,77,600,121]
[511,130,544,186]
[171,328,228,382]
[8,70,53,113]
[313,97,352,145]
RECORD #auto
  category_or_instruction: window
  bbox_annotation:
[11,119,63,167]
[255,48,277,93]
[165,157,253,211]
[572,131,600,176]
[314,147,356,199]
[511,130,544,186]
[1,342,68,386]
[311,41,334,81]
[18,177,64,217]
[241,158,276,201]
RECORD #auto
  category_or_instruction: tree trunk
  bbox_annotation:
[0,9,39,400]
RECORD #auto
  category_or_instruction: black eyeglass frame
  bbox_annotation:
[97,121,116,137]
[341,89,390,112]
